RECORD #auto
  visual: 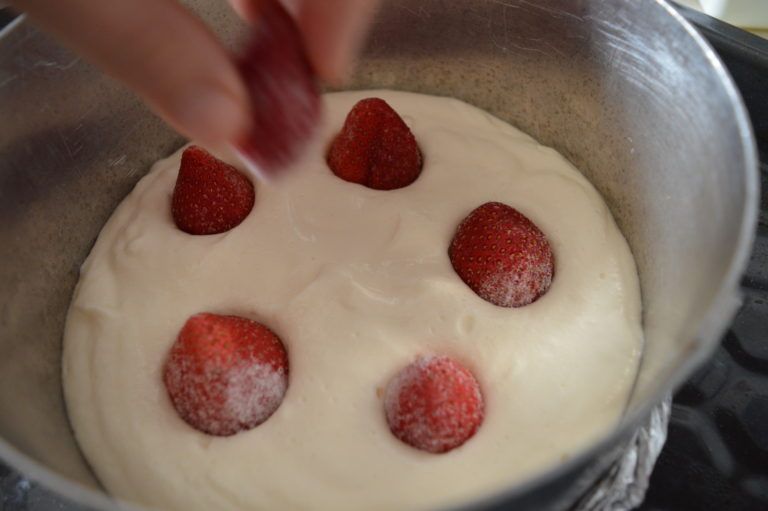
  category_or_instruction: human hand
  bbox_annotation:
[8,0,379,149]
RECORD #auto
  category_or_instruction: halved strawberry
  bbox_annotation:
[163,313,289,436]
[327,98,423,190]
[449,201,554,307]
[384,355,484,453]
[235,0,321,177]
[171,146,255,235]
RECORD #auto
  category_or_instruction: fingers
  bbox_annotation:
[228,0,379,83]
[10,0,380,147]
[294,0,380,84]
[11,0,251,148]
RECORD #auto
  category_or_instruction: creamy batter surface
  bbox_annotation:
[63,90,642,511]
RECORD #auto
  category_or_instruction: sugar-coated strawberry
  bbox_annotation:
[327,98,423,190]
[384,355,484,453]
[171,146,255,235]
[163,313,288,436]
[236,0,320,177]
[449,201,554,308]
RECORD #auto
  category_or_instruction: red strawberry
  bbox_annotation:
[171,146,255,235]
[163,313,289,436]
[235,0,321,178]
[449,201,554,308]
[384,355,484,453]
[327,98,423,190]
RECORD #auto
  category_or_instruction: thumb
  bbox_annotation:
[228,0,380,85]
[296,0,380,84]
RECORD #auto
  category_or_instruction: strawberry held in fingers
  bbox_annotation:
[449,201,555,308]
[235,0,321,178]
[171,146,255,235]
[163,313,289,436]
[328,97,423,190]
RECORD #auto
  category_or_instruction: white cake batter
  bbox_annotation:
[63,90,642,511]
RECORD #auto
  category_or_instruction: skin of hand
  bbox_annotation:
[8,0,379,149]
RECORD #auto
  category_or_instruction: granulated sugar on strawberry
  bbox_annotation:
[171,146,255,235]
[449,201,555,308]
[327,98,423,190]
[163,313,288,436]
[384,355,484,453]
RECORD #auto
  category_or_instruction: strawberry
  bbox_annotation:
[235,0,321,177]
[384,355,484,453]
[327,98,423,190]
[171,146,255,235]
[449,201,554,308]
[163,313,289,436]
